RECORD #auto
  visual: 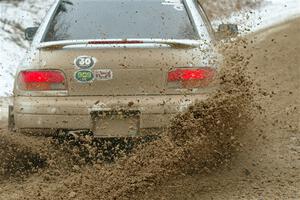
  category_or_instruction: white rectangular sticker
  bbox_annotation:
[94,69,113,81]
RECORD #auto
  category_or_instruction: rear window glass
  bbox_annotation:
[43,0,200,41]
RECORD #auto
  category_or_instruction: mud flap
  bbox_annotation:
[8,105,15,132]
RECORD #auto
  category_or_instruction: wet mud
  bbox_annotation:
[0,136,45,179]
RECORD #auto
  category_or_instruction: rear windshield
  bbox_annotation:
[43,0,200,41]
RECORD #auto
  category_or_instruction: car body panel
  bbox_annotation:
[14,94,209,137]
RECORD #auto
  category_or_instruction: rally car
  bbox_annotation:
[9,0,237,137]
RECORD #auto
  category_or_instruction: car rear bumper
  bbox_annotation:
[14,94,209,136]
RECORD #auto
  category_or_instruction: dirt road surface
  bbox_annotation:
[0,18,299,200]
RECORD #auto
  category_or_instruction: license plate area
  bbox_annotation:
[91,110,140,137]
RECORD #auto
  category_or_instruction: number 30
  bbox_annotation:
[79,58,91,66]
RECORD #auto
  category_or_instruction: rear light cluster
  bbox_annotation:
[18,70,67,91]
[167,67,216,89]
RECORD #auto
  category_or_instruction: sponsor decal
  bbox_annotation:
[94,69,113,81]
[74,70,94,83]
[74,56,96,69]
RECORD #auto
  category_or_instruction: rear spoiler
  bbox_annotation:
[37,39,202,50]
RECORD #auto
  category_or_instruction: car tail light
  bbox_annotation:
[18,70,67,91]
[167,68,216,88]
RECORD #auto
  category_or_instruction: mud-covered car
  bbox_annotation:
[9,0,236,137]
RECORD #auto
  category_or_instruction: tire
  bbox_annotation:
[8,105,15,132]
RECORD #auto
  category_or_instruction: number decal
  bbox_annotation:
[74,56,96,69]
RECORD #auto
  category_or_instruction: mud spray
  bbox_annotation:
[0,39,255,199]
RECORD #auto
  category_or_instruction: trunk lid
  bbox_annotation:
[39,45,213,96]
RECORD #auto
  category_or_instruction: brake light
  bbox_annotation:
[167,68,215,88]
[18,70,66,91]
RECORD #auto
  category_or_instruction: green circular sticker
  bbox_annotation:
[75,70,94,83]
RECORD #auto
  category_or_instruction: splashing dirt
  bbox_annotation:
[0,37,254,200]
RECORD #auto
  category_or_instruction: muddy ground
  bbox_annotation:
[142,18,300,200]
[0,17,299,200]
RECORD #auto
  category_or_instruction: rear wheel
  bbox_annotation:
[8,105,15,132]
